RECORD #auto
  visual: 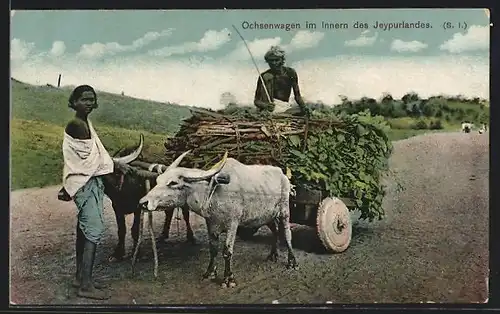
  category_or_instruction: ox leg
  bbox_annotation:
[221,222,238,288]
[109,209,126,262]
[266,219,279,262]
[130,210,141,257]
[182,207,196,244]
[202,221,219,281]
[161,208,174,242]
[280,214,298,270]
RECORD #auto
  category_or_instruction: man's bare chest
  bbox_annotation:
[264,73,292,89]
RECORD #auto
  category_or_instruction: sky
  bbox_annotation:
[10,9,490,108]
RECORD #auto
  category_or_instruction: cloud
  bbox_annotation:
[226,37,282,61]
[10,38,35,62]
[77,28,173,59]
[226,30,325,61]
[11,54,488,109]
[390,39,428,53]
[286,30,325,50]
[148,28,231,57]
[50,41,66,57]
[344,32,378,47]
[439,25,489,53]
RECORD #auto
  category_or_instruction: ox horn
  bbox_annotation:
[183,151,228,182]
[165,150,192,172]
[112,134,144,164]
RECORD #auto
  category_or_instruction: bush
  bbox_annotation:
[411,119,428,130]
[387,117,415,129]
[429,119,443,130]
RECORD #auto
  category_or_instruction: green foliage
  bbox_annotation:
[331,92,489,126]
[429,119,443,130]
[279,110,393,222]
[411,119,428,130]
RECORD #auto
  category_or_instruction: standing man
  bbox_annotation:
[58,85,134,300]
[253,46,309,115]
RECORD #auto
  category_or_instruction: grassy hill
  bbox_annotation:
[11,78,194,135]
[11,79,194,189]
[10,78,490,190]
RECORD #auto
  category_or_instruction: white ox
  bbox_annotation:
[139,151,298,288]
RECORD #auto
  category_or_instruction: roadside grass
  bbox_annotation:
[11,119,167,190]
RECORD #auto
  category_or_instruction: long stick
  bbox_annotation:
[131,179,159,279]
[131,209,143,275]
[231,24,272,103]
[148,210,158,278]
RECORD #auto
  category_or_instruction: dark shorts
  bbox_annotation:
[73,176,105,244]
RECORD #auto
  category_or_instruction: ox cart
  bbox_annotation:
[163,107,392,254]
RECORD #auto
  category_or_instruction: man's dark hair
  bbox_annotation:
[68,85,98,109]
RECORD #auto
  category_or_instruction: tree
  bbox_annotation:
[421,103,434,117]
[411,103,420,116]
[400,102,408,113]
[381,92,393,104]
[402,92,420,104]
[220,92,237,108]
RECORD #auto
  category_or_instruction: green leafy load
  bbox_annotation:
[163,107,393,221]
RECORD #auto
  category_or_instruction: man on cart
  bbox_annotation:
[253,46,309,116]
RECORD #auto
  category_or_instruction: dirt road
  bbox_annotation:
[10,132,489,305]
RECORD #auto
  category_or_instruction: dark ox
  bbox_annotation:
[103,135,196,262]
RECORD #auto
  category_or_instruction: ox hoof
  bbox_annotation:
[266,252,279,262]
[77,287,110,300]
[286,261,299,270]
[108,255,125,263]
[221,276,237,288]
[202,271,217,281]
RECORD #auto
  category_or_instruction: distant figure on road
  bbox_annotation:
[253,46,309,115]
[461,121,473,133]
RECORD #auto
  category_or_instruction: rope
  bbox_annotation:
[176,208,180,237]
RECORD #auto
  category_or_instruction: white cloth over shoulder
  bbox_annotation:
[62,120,114,197]
[273,99,293,113]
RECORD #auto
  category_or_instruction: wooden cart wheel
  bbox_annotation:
[316,197,352,253]
[236,227,259,240]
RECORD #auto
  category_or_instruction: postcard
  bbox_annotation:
[10,8,489,305]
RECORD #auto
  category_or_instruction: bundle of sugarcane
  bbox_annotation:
[163,107,393,221]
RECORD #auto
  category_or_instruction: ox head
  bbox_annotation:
[139,151,229,211]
